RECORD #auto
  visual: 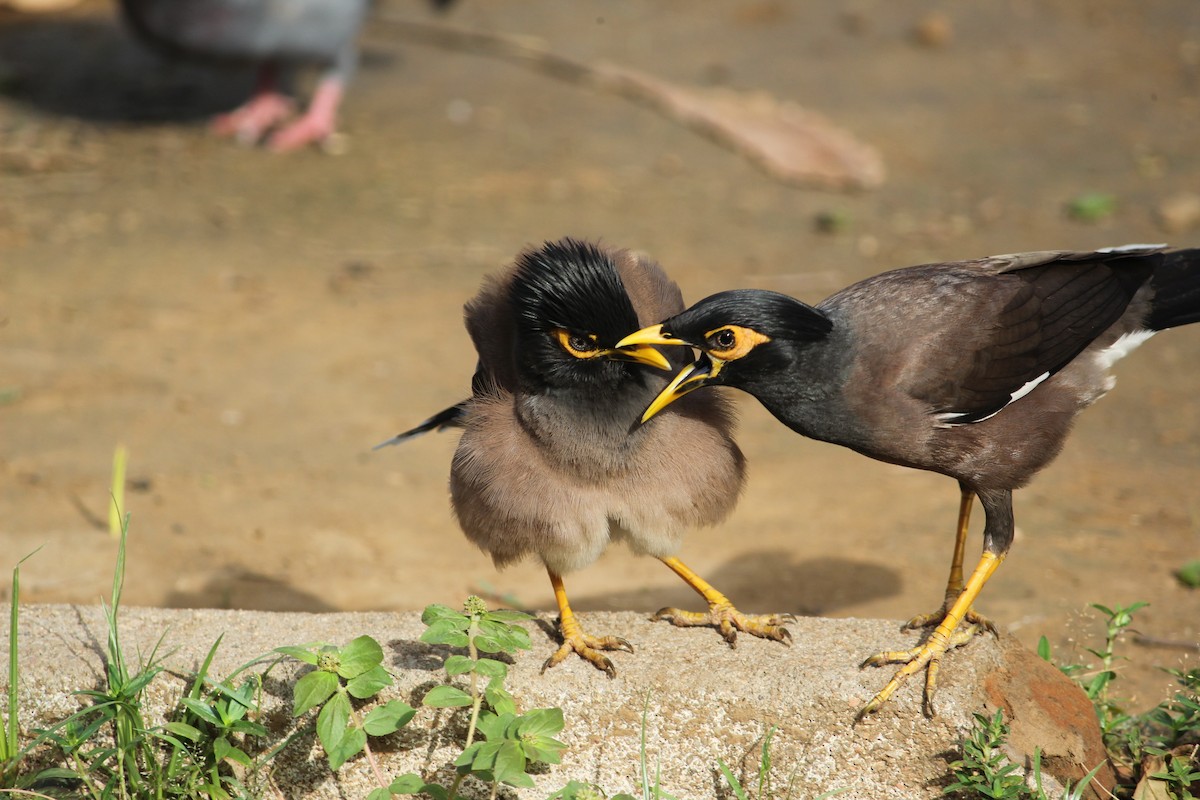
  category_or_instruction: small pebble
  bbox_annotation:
[1155,192,1200,233]
[912,12,953,49]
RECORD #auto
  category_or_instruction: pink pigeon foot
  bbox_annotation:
[266,78,344,152]
[211,91,296,145]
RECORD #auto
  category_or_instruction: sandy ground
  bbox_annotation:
[1,1,1198,712]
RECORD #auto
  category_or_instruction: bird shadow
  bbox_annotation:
[567,549,902,618]
[0,11,396,123]
[162,567,338,612]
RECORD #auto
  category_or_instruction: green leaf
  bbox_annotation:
[421,603,467,626]
[474,658,508,680]
[213,736,232,763]
[367,789,392,800]
[454,741,486,768]
[485,684,516,716]
[274,645,321,664]
[492,740,530,786]
[472,633,503,653]
[317,691,352,754]
[293,669,339,716]
[1066,192,1116,223]
[423,685,473,708]
[423,784,450,800]
[420,619,470,647]
[338,635,384,679]
[220,742,254,768]
[363,700,417,736]
[347,664,393,699]
[717,758,749,800]
[517,707,564,738]
[521,736,566,765]
[163,721,201,741]
[180,697,221,726]
[31,768,83,784]
[1176,560,1200,588]
[231,719,269,738]
[475,711,514,741]
[389,773,427,794]
[485,610,533,622]
[326,725,367,770]
[443,655,475,676]
[1036,635,1052,662]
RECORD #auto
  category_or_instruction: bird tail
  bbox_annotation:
[373,401,468,450]
[1148,248,1200,331]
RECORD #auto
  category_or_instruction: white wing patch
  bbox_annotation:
[1095,243,1166,254]
[936,370,1051,425]
[1095,329,1155,370]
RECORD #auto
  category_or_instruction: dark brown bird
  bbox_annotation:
[380,238,790,674]
[617,244,1200,713]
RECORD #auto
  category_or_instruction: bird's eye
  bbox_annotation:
[710,328,737,350]
[553,328,602,358]
[569,335,596,352]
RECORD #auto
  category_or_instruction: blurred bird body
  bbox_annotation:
[382,239,788,674]
[118,0,371,149]
[619,244,1200,714]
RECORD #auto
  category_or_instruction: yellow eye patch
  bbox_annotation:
[703,325,771,360]
[553,328,602,358]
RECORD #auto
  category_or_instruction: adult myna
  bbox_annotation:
[379,238,791,675]
[617,244,1200,713]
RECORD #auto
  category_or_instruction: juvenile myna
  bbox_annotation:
[617,244,1200,713]
[380,238,791,675]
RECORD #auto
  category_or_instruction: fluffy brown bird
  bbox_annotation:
[618,244,1200,713]
[380,238,791,674]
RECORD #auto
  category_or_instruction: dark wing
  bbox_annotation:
[925,248,1155,423]
[1147,247,1200,330]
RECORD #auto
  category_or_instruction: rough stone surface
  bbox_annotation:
[4,605,1113,799]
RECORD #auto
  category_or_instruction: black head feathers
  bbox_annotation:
[663,289,833,344]
[510,239,641,343]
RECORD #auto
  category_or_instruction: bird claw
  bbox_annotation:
[211,92,296,145]
[541,632,633,678]
[858,621,985,718]
[653,604,793,647]
[902,604,996,635]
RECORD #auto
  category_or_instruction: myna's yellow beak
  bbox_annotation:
[615,324,686,350]
[605,343,671,371]
[639,354,724,424]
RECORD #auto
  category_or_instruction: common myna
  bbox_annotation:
[380,238,792,675]
[617,244,1200,713]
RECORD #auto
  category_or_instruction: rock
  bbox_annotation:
[3,605,1114,799]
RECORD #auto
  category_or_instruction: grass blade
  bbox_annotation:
[108,445,127,540]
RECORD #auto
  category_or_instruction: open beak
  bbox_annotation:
[604,342,671,371]
[639,352,723,424]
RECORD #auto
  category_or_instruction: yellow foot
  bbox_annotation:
[653,601,794,648]
[902,600,996,635]
[541,630,633,678]
[857,622,984,719]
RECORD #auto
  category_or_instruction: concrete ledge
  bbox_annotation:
[6,605,1112,799]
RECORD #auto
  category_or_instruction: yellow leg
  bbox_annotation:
[542,570,633,677]
[859,551,1003,718]
[654,556,794,647]
[902,488,995,634]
